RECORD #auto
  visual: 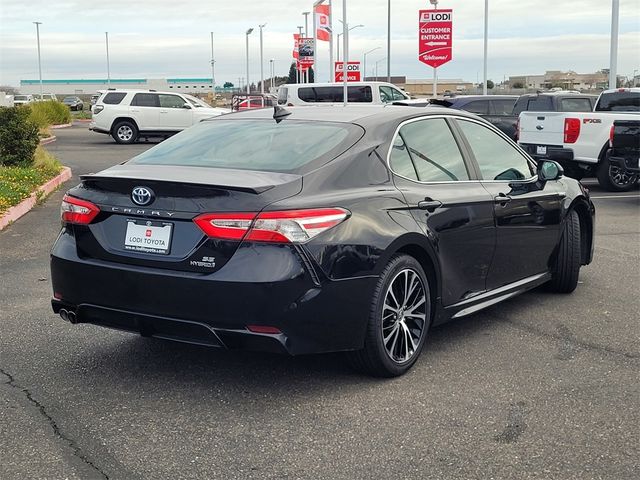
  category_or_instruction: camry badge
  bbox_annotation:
[131,187,154,206]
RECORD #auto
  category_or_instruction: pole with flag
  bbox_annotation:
[314,0,332,82]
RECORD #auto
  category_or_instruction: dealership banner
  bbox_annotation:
[315,4,331,41]
[298,38,314,66]
[418,9,453,68]
[293,33,300,59]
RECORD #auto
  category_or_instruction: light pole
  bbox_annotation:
[483,0,489,95]
[337,24,363,62]
[430,0,439,97]
[105,32,111,88]
[363,47,380,82]
[33,22,43,99]
[269,59,275,91]
[609,0,619,89]
[375,57,386,81]
[303,12,310,83]
[245,28,254,94]
[210,32,216,103]
[297,25,304,83]
[342,0,348,106]
[387,0,391,82]
[259,24,266,94]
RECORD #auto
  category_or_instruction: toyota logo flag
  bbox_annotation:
[315,4,331,41]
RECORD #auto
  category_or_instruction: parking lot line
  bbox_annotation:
[590,194,640,199]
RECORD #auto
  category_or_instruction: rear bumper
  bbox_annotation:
[50,233,375,355]
[520,143,574,162]
[609,154,640,174]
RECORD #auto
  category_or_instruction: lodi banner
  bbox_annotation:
[418,9,453,68]
[334,62,361,82]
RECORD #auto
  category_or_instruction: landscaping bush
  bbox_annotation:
[28,100,71,126]
[0,107,40,167]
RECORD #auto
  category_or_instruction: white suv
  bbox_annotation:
[90,89,230,144]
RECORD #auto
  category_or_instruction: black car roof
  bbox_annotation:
[212,105,481,127]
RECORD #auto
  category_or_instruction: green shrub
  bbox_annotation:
[0,107,40,167]
[28,100,71,126]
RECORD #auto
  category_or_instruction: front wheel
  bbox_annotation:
[348,254,431,377]
[548,210,581,293]
[596,152,639,192]
[112,120,138,144]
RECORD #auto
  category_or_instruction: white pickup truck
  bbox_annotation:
[518,88,640,191]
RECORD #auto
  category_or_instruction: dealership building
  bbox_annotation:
[19,78,217,95]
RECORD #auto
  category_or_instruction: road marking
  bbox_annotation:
[591,195,640,199]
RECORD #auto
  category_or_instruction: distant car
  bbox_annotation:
[231,94,276,111]
[430,95,519,135]
[34,93,58,102]
[90,89,230,144]
[62,96,84,111]
[90,91,105,106]
[13,94,35,105]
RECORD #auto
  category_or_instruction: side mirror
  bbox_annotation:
[538,160,564,181]
[182,103,192,109]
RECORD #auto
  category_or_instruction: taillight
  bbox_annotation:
[564,118,581,144]
[60,195,100,224]
[609,125,615,148]
[93,105,104,114]
[193,208,350,243]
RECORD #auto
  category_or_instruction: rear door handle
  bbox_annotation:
[417,198,443,212]
[494,193,512,205]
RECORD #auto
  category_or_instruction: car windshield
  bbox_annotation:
[184,95,210,108]
[130,119,362,173]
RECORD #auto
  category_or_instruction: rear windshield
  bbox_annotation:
[277,87,288,105]
[298,86,373,103]
[130,119,363,173]
[595,91,640,112]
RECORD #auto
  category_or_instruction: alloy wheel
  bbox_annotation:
[609,164,638,187]
[381,268,427,364]
[117,125,133,141]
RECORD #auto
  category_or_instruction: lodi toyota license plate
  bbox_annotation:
[536,145,547,155]
[124,220,173,255]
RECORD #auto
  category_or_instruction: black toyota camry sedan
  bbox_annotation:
[50,106,595,377]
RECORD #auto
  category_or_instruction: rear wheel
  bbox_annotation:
[596,151,639,192]
[548,210,581,293]
[112,120,138,144]
[348,254,431,377]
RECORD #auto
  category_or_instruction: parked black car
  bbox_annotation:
[430,95,518,137]
[50,106,595,377]
[62,96,84,111]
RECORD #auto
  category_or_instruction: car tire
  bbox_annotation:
[348,254,431,377]
[112,120,138,144]
[548,210,581,293]
[596,151,639,192]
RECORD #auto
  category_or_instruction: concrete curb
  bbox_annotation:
[0,166,72,231]
[50,123,73,129]
[39,135,57,145]
[73,119,92,123]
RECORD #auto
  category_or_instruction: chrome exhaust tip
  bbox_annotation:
[59,308,69,322]
[68,311,77,324]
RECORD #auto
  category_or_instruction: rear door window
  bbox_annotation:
[159,94,186,108]
[460,100,489,115]
[491,99,516,115]
[389,135,418,180]
[526,96,552,111]
[396,118,470,182]
[560,98,593,112]
[102,92,127,104]
[131,93,160,107]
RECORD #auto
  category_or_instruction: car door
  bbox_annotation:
[453,118,563,289]
[388,116,496,306]
[158,94,192,130]
[129,93,160,130]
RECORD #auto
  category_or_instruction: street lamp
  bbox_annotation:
[387,0,391,82]
[210,32,216,102]
[337,24,363,62]
[269,59,275,91]
[609,0,620,89]
[375,57,386,81]
[259,24,266,94]
[33,22,43,99]
[483,0,489,95]
[297,25,304,83]
[363,47,380,82]
[105,32,110,88]
[245,28,254,94]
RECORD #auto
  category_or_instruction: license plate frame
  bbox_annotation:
[536,145,547,156]
[124,219,173,255]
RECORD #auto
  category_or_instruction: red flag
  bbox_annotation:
[315,4,331,41]
[293,33,300,59]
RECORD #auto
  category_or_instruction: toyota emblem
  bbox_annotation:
[131,186,154,206]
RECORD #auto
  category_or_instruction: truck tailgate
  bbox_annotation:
[518,112,566,145]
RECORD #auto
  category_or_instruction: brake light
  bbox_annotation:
[193,208,350,243]
[93,105,104,114]
[564,118,581,144]
[609,125,615,148]
[60,195,100,224]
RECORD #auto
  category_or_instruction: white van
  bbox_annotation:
[277,82,411,106]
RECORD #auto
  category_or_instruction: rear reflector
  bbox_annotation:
[564,118,581,144]
[61,195,100,225]
[246,325,282,334]
[194,208,349,243]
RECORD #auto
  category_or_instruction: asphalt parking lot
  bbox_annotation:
[1,124,639,479]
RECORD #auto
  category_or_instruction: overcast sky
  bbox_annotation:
[0,0,638,87]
